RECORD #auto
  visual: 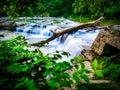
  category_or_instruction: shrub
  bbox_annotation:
[0,36,90,90]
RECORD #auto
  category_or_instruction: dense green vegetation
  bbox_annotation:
[0,36,120,89]
[0,0,120,89]
[73,0,120,19]
[0,36,91,90]
[0,0,120,20]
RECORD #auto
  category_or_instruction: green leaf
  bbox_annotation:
[43,55,49,61]
[98,61,106,69]
[24,77,28,83]
[54,63,61,71]
[92,59,98,70]
[95,70,104,78]
[48,79,58,88]
[80,74,90,83]
[72,72,80,82]
[61,51,70,57]
[43,70,52,77]
[7,63,21,74]
[84,69,91,73]
[61,80,72,87]
[27,80,38,90]
[37,48,43,56]
[78,69,84,74]
[61,61,71,70]
[32,59,42,65]
[56,54,62,59]
[79,62,85,69]
[74,56,81,62]
[15,83,24,89]
[21,66,29,72]
[45,62,53,69]
[62,73,70,79]
[16,35,23,40]
[70,59,74,64]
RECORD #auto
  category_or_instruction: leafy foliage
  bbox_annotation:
[92,59,104,78]
[72,0,120,19]
[0,0,73,17]
[0,0,47,17]
[102,56,120,82]
[0,36,90,90]
[0,0,119,19]
[92,56,120,82]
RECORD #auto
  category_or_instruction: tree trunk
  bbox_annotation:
[30,17,104,46]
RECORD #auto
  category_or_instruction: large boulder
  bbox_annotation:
[91,25,120,55]
[81,25,120,60]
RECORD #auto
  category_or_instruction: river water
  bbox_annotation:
[0,17,103,60]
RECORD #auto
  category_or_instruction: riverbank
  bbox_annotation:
[66,15,120,26]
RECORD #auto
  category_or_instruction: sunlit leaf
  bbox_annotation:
[45,62,53,69]
[37,48,43,57]
[95,70,104,78]
[92,59,98,70]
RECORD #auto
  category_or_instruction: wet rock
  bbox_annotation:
[0,20,17,30]
[16,22,26,26]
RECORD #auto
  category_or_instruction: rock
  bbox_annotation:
[91,30,120,55]
[81,25,120,60]
[0,20,17,30]
[81,49,99,61]
[106,25,120,36]
[15,22,26,26]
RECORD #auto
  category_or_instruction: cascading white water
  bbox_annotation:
[16,18,103,60]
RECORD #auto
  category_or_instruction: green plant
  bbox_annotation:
[102,56,120,82]
[42,52,90,90]
[0,36,39,89]
[92,59,104,78]
[0,36,90,90]
[92,56,120,82]
[72,61,90,84]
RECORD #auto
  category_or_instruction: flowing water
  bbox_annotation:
[1,17,103,60]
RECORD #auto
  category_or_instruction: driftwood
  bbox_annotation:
[30,17,105,46]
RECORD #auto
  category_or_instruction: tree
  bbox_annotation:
[0,0,47,17]
[41,0,74,17]
[72,0,120,19]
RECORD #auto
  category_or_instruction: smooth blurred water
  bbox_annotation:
[15,18,103,59]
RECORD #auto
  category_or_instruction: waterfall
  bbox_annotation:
[15,18,102,60]
[62,35,88,59]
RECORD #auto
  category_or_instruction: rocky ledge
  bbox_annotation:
[81,25,120,60]
[0,20,17,30]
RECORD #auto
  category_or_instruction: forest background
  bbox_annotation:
[0,0,120,25]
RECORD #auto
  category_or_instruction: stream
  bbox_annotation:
[0,17,104,60]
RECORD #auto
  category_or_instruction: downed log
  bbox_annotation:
[30,17,104,46]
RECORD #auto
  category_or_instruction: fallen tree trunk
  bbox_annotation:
[30,17,104,46]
